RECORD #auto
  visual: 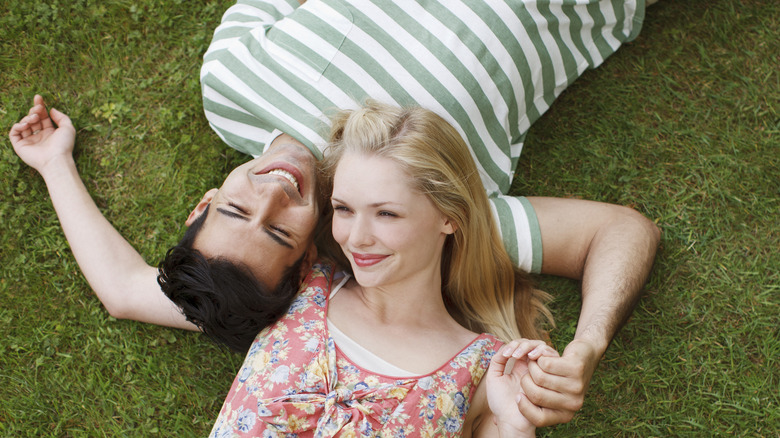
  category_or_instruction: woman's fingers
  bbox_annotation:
[501,339,553,359]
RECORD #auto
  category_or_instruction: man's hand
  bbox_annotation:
[9,94,76,176]
[518,338,601,426]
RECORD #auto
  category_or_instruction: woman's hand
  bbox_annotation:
[9,94,76,177]
[485,339,560,437]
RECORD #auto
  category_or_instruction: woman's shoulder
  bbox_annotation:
[298,259,349,291]
[288,260,353,312]
[456,333,502,363]
[448,322,502,355]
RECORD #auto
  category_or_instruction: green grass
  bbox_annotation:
[1,0,777,436]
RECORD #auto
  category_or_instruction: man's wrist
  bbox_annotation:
[571,328,610,358]
[40,154,78,184]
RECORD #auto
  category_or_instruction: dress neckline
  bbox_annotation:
[322,268,495,379]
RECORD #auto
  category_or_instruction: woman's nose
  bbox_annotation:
[348,216,374,247]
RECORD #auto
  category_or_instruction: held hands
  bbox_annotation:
[9,95,76,176]
[518,338,601,427]
[486,339,560,437]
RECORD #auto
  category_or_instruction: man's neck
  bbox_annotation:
[267,132,316,158]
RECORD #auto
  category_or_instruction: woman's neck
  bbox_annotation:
[329,274,479,375]
[348,272,450,326]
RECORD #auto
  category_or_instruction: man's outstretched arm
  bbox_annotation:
[521,196,661,426]
[9,95,196,330]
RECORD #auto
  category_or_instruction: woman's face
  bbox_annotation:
[331,152,455,290]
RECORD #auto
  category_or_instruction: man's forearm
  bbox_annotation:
[530,196,660,352]
[39,156,195,330]
[518,197,660,426]
[574,208,660,354]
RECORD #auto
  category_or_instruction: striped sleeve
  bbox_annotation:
[201,0,305,157]
[206,0,299,50]
[489,195,543,274]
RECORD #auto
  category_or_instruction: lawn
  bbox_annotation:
[1,0,777,436]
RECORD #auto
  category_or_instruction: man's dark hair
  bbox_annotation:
[157,205,305,353]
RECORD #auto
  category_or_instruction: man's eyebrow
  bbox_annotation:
[216,207,248,221]
[264,229,294,249]
[216,207,293,249]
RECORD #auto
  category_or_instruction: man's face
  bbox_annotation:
[188,136,321,289]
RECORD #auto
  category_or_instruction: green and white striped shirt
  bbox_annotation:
[201,0,644,272]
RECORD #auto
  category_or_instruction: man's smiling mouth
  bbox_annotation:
[268,168,300,192]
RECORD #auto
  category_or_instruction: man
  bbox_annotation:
[9,0,660,427]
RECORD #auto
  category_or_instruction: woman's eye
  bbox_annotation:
[333,205,350,212]
[379,211,397,217]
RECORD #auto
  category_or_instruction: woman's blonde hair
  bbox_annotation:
[321,101,552,341]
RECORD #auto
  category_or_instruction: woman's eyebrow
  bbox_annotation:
[331,196,398,208]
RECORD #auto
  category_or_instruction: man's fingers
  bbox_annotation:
[536,354,586,378]
[10,114,53,145]
[30,95,46,117]
[20,109,44,133]
[49,108,72,129]
[520,372,583,412]
[10,96,55,145]
[527,360,572,393]
[516,392,575,427]
[10,122,27,143]
[14,121,34,140]
[27,103,46,120]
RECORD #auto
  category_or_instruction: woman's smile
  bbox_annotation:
[351,252,389,268]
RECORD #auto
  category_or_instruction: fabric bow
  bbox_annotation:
[257,337,415,436]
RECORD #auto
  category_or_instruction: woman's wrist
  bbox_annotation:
[497,422,534,438]
[494,415,535,438]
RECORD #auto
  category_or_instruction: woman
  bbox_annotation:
[210,101,555,437]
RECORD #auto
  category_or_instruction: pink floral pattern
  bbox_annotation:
[211,262,500,437]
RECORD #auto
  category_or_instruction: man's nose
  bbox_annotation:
[254,181,291,210]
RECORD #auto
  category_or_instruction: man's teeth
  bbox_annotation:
[268,169,299,191]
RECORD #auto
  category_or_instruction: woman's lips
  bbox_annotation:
[351,252,388,268]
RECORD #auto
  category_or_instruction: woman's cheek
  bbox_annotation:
[331,216,349,247]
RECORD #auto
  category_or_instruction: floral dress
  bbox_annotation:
[210,262,501,437]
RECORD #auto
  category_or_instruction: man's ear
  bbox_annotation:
[298,243,319,278]
[186,188,218,226]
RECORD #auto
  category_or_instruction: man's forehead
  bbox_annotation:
[194,232,285,289]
